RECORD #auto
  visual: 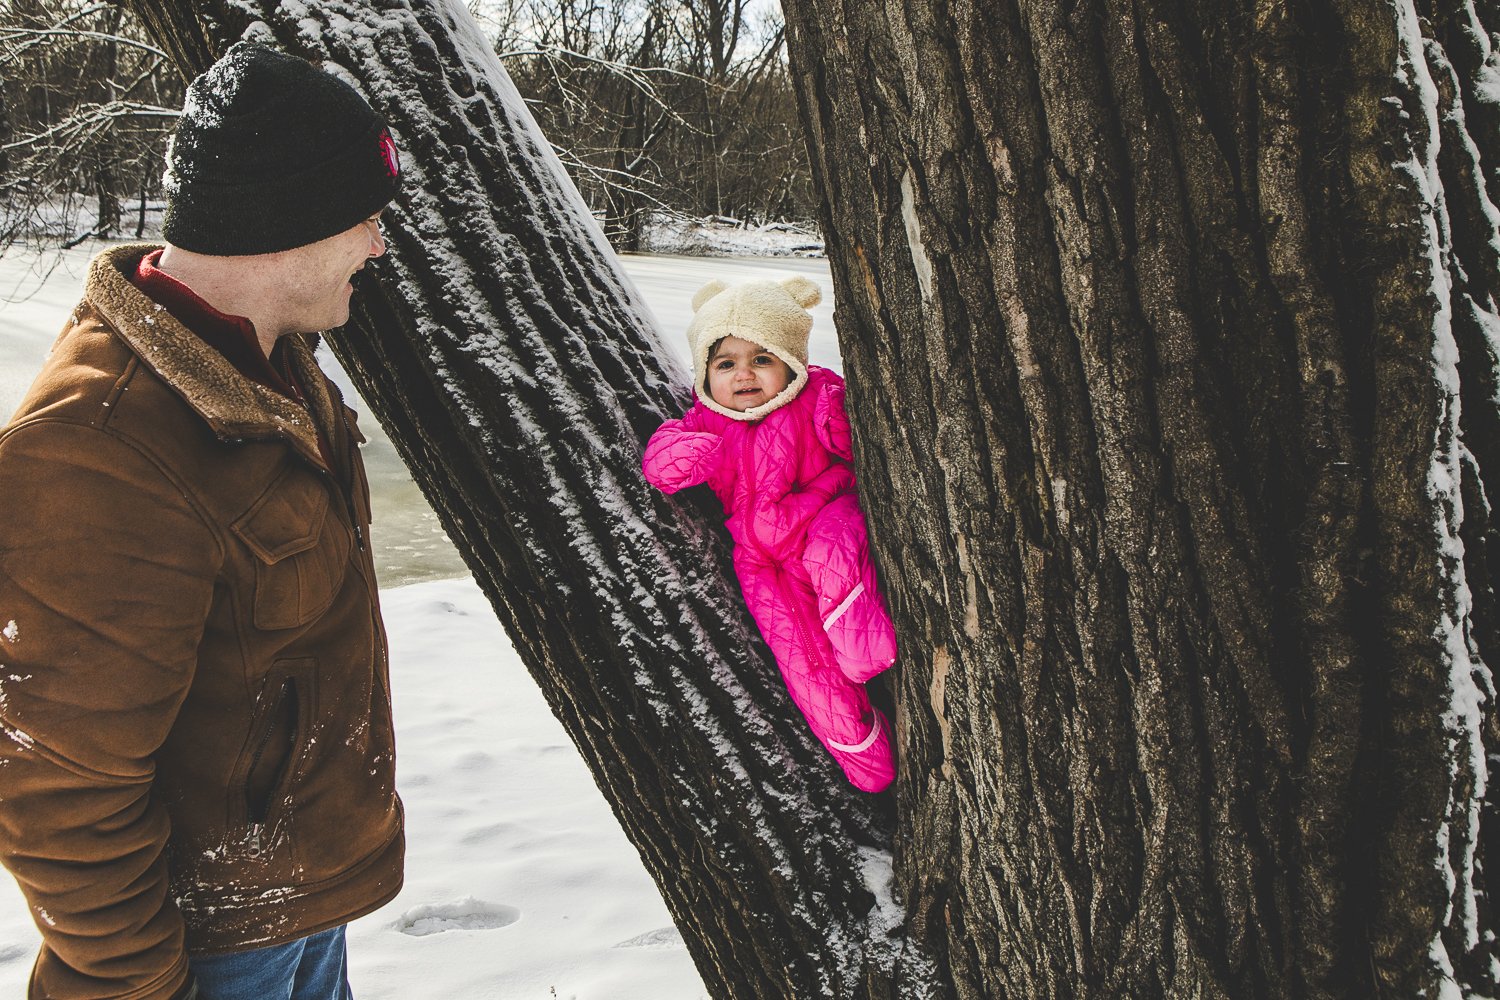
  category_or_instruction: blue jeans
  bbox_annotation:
[189,925,352,1000]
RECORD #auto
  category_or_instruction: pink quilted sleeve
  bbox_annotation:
[813,379,853,460]
[801,462,856,503]
[747,464,857,561]
[643,416,725,494]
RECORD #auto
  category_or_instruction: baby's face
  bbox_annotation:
[707,336,793,412]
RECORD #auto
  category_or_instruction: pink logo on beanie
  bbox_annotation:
[379,128,400,178]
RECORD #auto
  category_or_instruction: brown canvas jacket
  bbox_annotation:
[0,244,404,999]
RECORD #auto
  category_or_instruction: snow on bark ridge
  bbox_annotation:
[1395,0,1493,981]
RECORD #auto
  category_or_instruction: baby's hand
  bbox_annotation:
[814,381,853,460]
[751,465,855,555]
[643,420,725,493]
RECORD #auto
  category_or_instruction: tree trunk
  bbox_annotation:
[600,13,658,252]
[601,137,643,250]
[780,0,1500,995]
[89,6,124,237]
[0,67,10,177]
[127,1,938,996]
[601,82,649,251]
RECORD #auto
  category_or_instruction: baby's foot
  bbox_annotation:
[826,709,895,792]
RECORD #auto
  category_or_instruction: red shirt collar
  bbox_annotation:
[131,249,299,401]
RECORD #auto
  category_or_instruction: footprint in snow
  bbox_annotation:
[394,898,520,936]
[612,926,684,950]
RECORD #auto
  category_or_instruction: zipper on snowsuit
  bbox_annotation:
[740,424,837,681]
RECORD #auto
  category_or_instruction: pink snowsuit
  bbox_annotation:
[643,366,897,792]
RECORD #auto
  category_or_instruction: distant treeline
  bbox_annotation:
[0,0,819,253]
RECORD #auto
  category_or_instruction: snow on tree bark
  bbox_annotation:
[125,1,939,997]
[780,0,1500,995]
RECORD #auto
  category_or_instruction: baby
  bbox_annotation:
[643,277,897,792]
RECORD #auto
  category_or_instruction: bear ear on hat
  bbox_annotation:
[692,280,729,312]
[780,275,822,309]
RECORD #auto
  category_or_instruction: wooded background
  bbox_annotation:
[0,0,815,251]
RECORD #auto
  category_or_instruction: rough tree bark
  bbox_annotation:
[780,0,1500,995]
[125,1,935,997]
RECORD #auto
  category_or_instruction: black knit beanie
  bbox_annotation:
[162,42,401,256]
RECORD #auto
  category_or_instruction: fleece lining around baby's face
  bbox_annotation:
[685,276,822,421]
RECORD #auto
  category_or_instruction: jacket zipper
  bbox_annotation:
[779,570,835,676]
[742,423,761,547]
[320,385,388,710]
[327,388,389,695]
[246,679,296,856]
[324,382,367,552]
[324,463,364,552]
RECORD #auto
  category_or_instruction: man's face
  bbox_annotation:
[276,212,386,336]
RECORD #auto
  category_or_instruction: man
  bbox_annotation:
[0,42,404,999]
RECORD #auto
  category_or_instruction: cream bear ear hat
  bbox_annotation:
[687,275,823,421]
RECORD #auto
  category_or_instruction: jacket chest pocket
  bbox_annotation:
[231,464,352,630]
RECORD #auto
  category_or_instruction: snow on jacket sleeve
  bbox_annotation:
[642,410,726,494]
[813,377,853,461]
[0,421,216,1000]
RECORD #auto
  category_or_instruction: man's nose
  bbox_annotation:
[369,224,387,258]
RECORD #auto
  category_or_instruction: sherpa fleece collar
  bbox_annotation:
[86,243,339,471]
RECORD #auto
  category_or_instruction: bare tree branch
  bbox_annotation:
[0,27,169,63]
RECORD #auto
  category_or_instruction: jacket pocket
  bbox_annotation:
[234,661,316,859]
[231,462,352,630]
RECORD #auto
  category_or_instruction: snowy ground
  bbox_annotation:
[0,242,836,998]
[641,214,825,258]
